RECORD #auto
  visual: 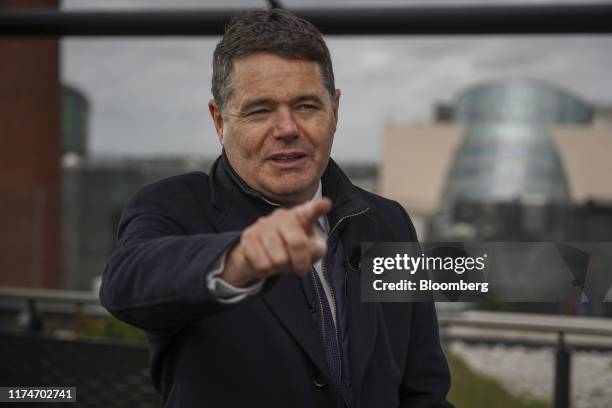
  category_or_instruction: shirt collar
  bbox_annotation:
[311,181,329,235]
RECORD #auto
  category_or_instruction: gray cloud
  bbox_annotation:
[61,0,612,161]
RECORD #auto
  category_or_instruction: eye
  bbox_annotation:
[297,104,318,111]
[247,109,270,117]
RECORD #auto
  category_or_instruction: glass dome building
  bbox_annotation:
[440,80,592,206]
[430,80,593,240]
[453,79,592,124]
[442,122,571,205]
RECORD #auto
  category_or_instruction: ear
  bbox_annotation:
[208,99,225,144]
[333,89,341,122]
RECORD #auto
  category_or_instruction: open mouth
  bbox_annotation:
[269,152,307,162]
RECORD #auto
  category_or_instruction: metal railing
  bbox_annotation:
[0,286,105,318]
[3,286,612,408]
[438,310,612,408]
[1,4,611,36]
[439,309,612,338]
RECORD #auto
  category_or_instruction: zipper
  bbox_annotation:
[328,207,370,238]
[310,270,326,345]
[312,259,350,407]
[323,205,370,357]
[315,206,369,408]
[321,256,342,380]
[321,205,370,345]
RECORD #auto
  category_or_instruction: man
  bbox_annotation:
[100,9,452,408]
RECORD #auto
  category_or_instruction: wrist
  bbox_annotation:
[221,245,255,288]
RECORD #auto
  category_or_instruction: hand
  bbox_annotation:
[221,197,332,287]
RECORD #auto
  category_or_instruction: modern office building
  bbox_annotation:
[380,80,612,314]
[380,80,612,241]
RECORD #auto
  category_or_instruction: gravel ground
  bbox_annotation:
[449,341,612,408]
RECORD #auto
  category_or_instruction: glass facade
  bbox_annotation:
[442,122,571,204]
[440,80,588,207]
[453,80,593,124]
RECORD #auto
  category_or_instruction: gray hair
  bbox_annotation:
[212,9,335,112]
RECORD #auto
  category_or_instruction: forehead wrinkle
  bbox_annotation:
[227,54,329,112]
[293,94,324,104]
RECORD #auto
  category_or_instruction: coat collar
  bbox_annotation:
[208,151,276,232]
[209,151,369,233]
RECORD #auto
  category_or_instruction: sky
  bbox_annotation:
[61,0,612,161]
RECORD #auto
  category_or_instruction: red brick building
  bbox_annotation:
[0,0,62,288]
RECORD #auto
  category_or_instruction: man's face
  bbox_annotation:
[209,52,340,206]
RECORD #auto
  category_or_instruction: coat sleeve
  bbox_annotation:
[393,202,454,408]
[99,178,243,334]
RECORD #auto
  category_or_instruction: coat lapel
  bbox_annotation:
[209,153,381,390]
[261,277,330,378]
[214,202,331,379]
[209,155,330,379]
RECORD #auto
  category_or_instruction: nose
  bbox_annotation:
[270,106,299,141]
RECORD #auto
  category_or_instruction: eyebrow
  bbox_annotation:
[239,94,324,113]
[292,94,324,105]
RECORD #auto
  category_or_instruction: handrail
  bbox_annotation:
[0,286,105,317]
[439,310,612,337]
[0,4,611,36]
[2,286,612,336]
[0,286,99,304]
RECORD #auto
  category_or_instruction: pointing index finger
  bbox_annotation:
[295,197,332,230]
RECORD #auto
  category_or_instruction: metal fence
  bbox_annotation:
[3,287,612,407]
[0,330,159,408]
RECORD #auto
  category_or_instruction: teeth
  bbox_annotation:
[275,156,299,161]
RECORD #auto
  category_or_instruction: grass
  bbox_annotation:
[75,315,146,342]
[445,348,550,408]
